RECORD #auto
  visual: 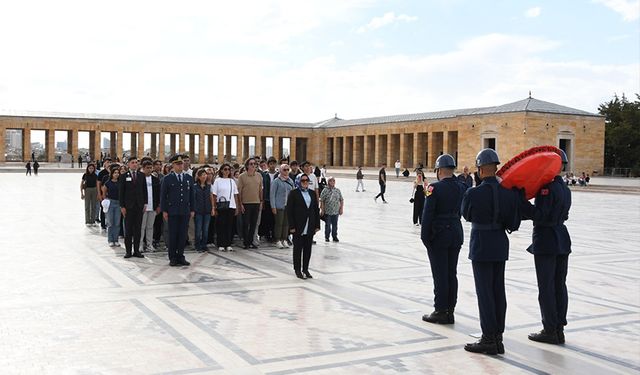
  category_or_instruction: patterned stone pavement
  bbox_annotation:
[0,173,638,374]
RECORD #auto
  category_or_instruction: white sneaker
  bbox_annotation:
[282,241,290,248]
[276,241,284,249]
[226,246,234,252]
[109,242,115,247]
[114,242,121,247]
[219,246,226,252]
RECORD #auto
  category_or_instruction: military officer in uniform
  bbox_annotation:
[421,154,467,325]
[160,154,195,267]
[521,149,571,344]
[462,148,522,355]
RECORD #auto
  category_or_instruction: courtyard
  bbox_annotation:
[0,173,638,374]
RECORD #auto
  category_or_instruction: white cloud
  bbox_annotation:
[525,6,542,17]
[593,0,640,21]
[357,11,418,33]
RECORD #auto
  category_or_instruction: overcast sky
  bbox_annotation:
[1,0,638,126]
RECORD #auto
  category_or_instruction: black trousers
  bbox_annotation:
[259,201,274,239]
[413,197,424,224]
[534,254,569,330]
[168,214,189,262]
[472,261,506,336]
[152,212,163,242]
[216,209,234,247]
[242,203,260,247]
[427,245,460,311]
[375,184,386,201]
[292,233,313,272]
[207,215,216,244]
[124,206,143,254]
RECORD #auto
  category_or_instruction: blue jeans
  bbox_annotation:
[324,214,339,240]
[106,199,121,243]
[194,214,211,251]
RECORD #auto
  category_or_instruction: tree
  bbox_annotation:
[598,94,640,176]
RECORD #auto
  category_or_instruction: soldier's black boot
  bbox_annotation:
[528,329,560,344]
[422,310,451,324]
[557,327,565,344]
[447,308,455,324]
[496,333,505,354]
[464,335,498,355]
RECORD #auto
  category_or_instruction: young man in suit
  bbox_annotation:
[286,173,321,279]
[160,154,195,267]
[139,160,161,252]
[118,156,146,258]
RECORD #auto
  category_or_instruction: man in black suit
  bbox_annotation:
[286,174,321,279]
[119,156,146,259]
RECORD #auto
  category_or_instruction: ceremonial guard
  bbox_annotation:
[421,154,467,325]
[462,148,522,355]
[160,155,195,267]
[521,150,572,344]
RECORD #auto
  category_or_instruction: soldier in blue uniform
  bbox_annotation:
[521,150,571,344]
[462,148,522,355]
[160,154,195,267]
[421,154,467,325]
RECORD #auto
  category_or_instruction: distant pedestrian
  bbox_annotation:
[355,166,365,192]
[81,163,98,226]
[402,168,410,177]
[33,161,40,175]
[25,161,32,176]
[457,166,473,189]
[287,174,321,279]
[31,151,35,161]
[374,163,387,203]
[412,170,427,226]
[395,160,401,177]
[320,177,343,242]
[78,155,83,168]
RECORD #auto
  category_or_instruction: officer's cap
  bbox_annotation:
[475,148,500,167]
[169,154,184,164]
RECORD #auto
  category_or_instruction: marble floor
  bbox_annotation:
[0,173,638,374]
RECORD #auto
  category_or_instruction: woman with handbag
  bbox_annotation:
[211,163,240,251]
[412,170,428,226]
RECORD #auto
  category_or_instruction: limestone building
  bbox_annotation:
[0,96,604,174]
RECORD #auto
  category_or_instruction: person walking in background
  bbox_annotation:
[139,160,160,253]
[78,155,83,168]
[33,160,40,175]
[374,163,387,203]
[102,165,122,247]
[270,164,295,249]
[287,174,321,279]
[412,170,427,226]
[81,163,98,226]
[320,177,344,242]
[193,169,214,253]
[212,163,240,252]
[395,160,401,177]
[355,166,365,192]
[25,161,32,176]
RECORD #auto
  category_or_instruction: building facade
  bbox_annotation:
[0,97,605,174]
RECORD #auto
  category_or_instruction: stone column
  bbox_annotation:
[158,131,165,160]
[386,134,394,167]
[188,134,195,160]
[150,133,157,159]
[46,129,55,162]
[412,132,420,168]
[0,126,5,162]
[169,133,176,154]
[109,132,116,158]
[207,135,214,163]
[130,132,137,156]
[343,137,351,167]
[399,133,407,169]
[333,137,340,166]
[178,133,186,154]
[272,135,280,160]
[92,130,101,161]
[137,131,144,158]
[255,135,263,158]
[225,135,232,161]
[427,132,436,168]
[374,134,381,167]
[354,136,362,167]
[22,128,31,161]
[198,133,206,164]
[217,133,224,163]
[69,129,79,161]
[289,137,296,162]
[442,131,449,155]
[116,130,123,160]
[236,135,244,162]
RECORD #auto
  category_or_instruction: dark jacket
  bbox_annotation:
[193,183,213,214]
[145,174,161,210]
[421,177,466,251]
[160,172,195,215]
[461,177,521,262]
[457,173,473,189]
[286,188,321,235]
[118,170,146,210]
[521,175,572,255]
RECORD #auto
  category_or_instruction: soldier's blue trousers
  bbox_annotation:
[168,214,189,262]
[472,261,506,335]
[534,254,569,330]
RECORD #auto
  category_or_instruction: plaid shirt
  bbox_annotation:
[320,187,343,215]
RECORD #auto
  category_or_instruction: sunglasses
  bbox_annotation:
[300,179,309,182]
[282,168,290,171]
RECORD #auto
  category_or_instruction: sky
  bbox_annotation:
[1,0,638,133]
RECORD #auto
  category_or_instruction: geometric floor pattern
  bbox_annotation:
[0,173,638,374]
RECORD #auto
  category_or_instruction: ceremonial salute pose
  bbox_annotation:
[462,149,521,355]
[521,150,572,345]
[161,155,195,267]
[421,154,467,324]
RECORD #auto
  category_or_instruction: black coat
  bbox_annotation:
[118,170,147,210]
[286,188,321,235]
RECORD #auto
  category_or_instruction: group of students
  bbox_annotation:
[80,154,344,275]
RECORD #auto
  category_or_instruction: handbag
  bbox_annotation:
[409,198,414,203]
[217,180,232,211]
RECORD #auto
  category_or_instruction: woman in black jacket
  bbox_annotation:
[286,174,321,279]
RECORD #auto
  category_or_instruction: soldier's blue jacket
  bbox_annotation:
[461,176,522,262]
[421,177,467,251]
[521,175,572,255]
[160,172,195,216]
